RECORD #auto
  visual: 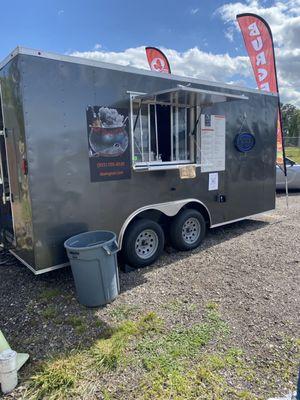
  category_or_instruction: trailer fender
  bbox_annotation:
[118,199,212,248]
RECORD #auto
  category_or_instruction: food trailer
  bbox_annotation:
[0,47,278,274]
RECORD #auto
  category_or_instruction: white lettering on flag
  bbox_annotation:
[251,36,263,51]
[259,82,270,91]
[248,22,260,36]
[256,52,267,66]
[258,68,268,81]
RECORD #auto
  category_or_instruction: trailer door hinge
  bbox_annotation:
[0,130,4,136]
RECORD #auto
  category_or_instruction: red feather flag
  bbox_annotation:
[145,47,171,74]
[236,13,286,174]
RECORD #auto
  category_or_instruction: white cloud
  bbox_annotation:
[216,0,300,106]
[58,9,64,16]
[216,0,300,47]
[225,26,234,42]
[68,1,300,107]
[190,8,199,15]
[93,43,102,50]
[70,47,149,70]
[69,46,251,83]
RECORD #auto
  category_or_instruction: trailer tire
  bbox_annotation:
[122,219,165,268]
[169,209,206,251]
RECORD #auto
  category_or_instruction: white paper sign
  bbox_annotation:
[200,115,225,173]
[208,172,218,191]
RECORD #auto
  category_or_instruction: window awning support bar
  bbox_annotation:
[170,105,174,161]
[154,100,159,160]
[139,108,144,161]
[184,91,188,161]
[133,101,142,132]
[191,107,202,137]
[175,106,179,160]
[148,104,151,162]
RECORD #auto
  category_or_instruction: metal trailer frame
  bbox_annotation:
[0,47,278,274]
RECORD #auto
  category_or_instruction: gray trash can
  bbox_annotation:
[64,231,120,307]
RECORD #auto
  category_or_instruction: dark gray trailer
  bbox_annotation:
[0,47,278,274]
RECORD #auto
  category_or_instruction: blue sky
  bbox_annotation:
[0,0,299,106]
[1,0,244,59]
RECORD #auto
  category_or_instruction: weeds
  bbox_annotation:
[163,299,198,313]
[92,312,163,370]
[109,304,140,321]
[66,316,87,334]
[27,352,85,400]
[39,288,61,301]
[136,305,237,399]
[137,349,259,400]
[24,305,300,400]
[26,312,164,399]
[41,306,57,320]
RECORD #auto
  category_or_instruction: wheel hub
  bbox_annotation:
[182,217,201,244]
[135,229,159,260]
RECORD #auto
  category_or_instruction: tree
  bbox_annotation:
[281,103,300,138]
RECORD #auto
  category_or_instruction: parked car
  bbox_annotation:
[276,157,300,189]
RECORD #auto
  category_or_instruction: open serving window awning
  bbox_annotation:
[133,86,248,107]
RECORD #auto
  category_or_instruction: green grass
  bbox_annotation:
[92,312,163,370]
[285,146,300,163]
[41,306,57,320]
[26,312,163,399]
[108,304,140,321]
[163,299,185,312]
[135,306,238,399]
[25,306,300,400]
[163,299,199,313]
[138,308,228,371]
[65,316,87,334]
[26,352,85,400]
[39,288,62,301]
[138,350,258,400]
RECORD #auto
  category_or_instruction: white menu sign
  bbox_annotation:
[200,114,225,173]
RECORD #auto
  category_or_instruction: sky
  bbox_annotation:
[0,0,299,106]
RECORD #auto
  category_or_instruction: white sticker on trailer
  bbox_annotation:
[200,115,225,173]
[208,172,218,191]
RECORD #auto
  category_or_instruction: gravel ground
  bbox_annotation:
[0,193,299,399]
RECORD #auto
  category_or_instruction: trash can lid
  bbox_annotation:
[64,230,116,251]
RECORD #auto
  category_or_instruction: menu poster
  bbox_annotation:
[200,115,226,173]
[86,106,131,182]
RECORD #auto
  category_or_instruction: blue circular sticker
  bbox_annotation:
[235,133,255,152]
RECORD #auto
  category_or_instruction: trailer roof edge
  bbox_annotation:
[0,46,277,97]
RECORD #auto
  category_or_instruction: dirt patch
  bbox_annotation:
[0,193,299,399]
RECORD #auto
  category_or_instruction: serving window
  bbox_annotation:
[130,87,248,171]
[132,102,191,166]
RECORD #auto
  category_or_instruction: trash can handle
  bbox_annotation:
[103,240,119,256]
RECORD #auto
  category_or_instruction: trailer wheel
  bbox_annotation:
[122,219,165,268]
[169,209,206,251]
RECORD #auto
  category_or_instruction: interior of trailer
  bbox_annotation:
[130,86,248,171]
